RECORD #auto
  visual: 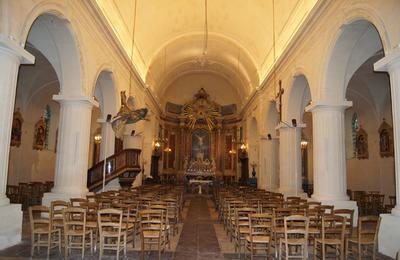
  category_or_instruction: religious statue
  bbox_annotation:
[355,127,368,159]
[33,117,46,150]
[111,91,149,139]
[379,119,394,157]
[11,108,23,147]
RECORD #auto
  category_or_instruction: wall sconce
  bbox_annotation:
[154,140,161,150]
[239,142,247,151]
[164,147,172,153]
[94,133,102,144]
[292,119,297,127]
[229,149,236,154]
[301,140,308,149]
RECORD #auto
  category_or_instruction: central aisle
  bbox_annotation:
[174,196,222,259]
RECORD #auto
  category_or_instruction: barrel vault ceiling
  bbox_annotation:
[94,0,319,107]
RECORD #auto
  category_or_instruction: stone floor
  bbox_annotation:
[0,195,394,259]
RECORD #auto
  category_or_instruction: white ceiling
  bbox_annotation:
[95,0,319,101]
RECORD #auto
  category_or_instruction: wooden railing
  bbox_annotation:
[87,149,141,191]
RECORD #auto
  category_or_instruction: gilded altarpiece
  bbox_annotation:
[161,88,240,179]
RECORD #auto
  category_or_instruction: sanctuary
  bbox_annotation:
[0,0,400,259]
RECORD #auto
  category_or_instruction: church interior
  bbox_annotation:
[0,0,399,259]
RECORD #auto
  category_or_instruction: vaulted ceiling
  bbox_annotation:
[94,0,319,106]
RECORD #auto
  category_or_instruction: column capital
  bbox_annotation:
[53,94,99,108]
[374,47,400,72]
[0,34,34,64]
[275,122,306,130]
[305,100,352,112]
[260,135,279,141]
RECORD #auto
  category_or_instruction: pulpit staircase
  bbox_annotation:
[87,149,141,192]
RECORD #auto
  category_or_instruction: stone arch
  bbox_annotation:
[321,18,386,103]
[284,74,312,124]
[20,7,84,96]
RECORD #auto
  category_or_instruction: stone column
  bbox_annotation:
[259,136,279,191]
[306,101,352,201]
[306,102,358,225]
[42,95,98,205]
[277,123,306,197]
[0,35,34,250]
[374,48,400,258]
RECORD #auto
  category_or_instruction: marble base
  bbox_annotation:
[42,191,87,207]
[378,214,400,258]
[0,204,22,250]
[278,188,308,199]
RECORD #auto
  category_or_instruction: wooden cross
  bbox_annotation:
[275,80,284,122]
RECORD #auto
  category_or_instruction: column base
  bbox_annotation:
[310,197,358,226]
[378,213,400,258]
[0,203,22,250]
[278,187,308,199]
[42,190,88,207]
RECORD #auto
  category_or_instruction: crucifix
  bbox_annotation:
[275,80,284,122]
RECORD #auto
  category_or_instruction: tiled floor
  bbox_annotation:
[0,195,394,259]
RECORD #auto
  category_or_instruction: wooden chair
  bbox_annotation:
[346,216,381,260]
[70,197,88,207]
[272,208,292,256]
[50,200,69,237]
[29,205,61,257]
[333,209,354,237]
[318,205,334,216]
[98,208,127,259]
[148,204,171,249]
[112,202,136,247]
[139,209,166,260]
[234,207,257,256]
[244,213,272,259]
[314,215,346,260]
[63,207,93,258]
[79,202,99,249]
[279,215,309,260]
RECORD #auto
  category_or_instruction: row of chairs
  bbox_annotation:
[350,190,396,215]
[29,184,184,259]
[216,186,380,260]
[6,181,53,208]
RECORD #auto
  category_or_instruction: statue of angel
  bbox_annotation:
[111,91,148,139]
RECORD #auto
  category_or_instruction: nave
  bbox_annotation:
[0,184,392,260]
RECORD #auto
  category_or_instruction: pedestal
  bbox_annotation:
[0,204,22,250]
[378,214,400,258]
